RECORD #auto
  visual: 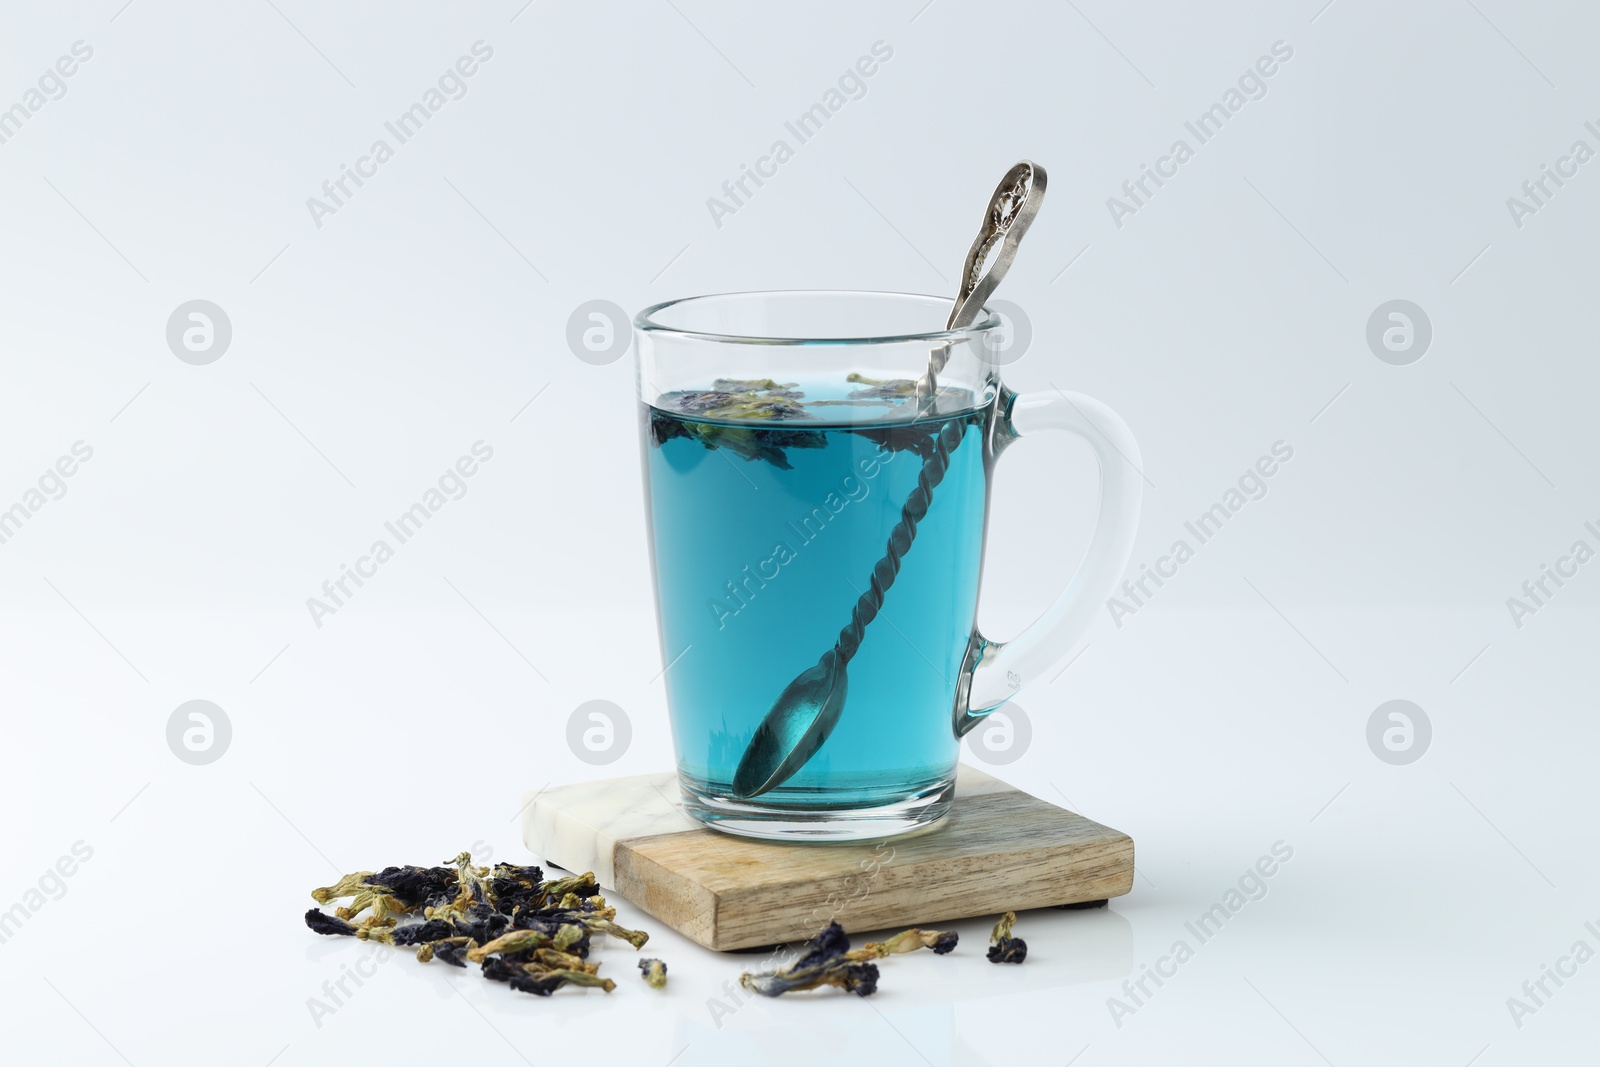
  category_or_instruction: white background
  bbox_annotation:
[1,1,1597,1064]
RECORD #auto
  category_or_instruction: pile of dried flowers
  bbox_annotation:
[304,850,1031,999]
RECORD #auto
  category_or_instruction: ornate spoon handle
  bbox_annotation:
[916,162,1048,403]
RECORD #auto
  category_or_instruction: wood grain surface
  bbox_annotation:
[524,766,1134,951]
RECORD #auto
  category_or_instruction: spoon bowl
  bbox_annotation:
[731,649,848,799]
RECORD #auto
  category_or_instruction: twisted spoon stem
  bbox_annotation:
[832,419,966,665]
[915,345,955,405]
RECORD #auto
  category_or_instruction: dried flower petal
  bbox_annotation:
[433,940,472,967]
[987,911,1027,964]
[533,948,598,974]
[849,927,959,959]
[467,928,558,962]
[741,962,878,997]
[368,865,457,908]
[507,969,616,997]
[540,871,600,900]
[712,378,804,398]
[585,916,649,950]
[652,380,827,469]
[480,955,615,996]
[304,909,357,937]
[844,372,918,400]
[391,919,456,946]
[638,958,668,989]
[310,872,374,904]
[740,922,878,997]
[416,937,472,966]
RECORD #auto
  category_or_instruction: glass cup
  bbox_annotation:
[634,291,1141,840]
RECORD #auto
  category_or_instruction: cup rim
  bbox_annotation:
[634,289,1002,347]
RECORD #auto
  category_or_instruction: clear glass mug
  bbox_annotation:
[635,291,1141,840]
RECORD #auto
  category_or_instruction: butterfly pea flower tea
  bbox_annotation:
[635,289,1143,839]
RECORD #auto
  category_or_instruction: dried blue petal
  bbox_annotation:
[366,865,457,908]
[740,961,878,997]
[433,941,471,967]
[739,922,879,997]
[987,938,1027,963]
[391,919,456,946]
[480,955,520,983]
[304,909,357,937]
[987,912,1027,964]
[451,909,511,946]
[792,921,851,969]
[845,963,879,995]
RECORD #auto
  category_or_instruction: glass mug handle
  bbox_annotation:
[953,387,1144,735]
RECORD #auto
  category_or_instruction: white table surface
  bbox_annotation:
[3,605,1595,1066]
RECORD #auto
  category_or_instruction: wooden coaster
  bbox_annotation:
[521,765,1133,951]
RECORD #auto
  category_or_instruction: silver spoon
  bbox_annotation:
[730,161,1048,801]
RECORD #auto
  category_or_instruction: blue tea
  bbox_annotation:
[641,377,991,822]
